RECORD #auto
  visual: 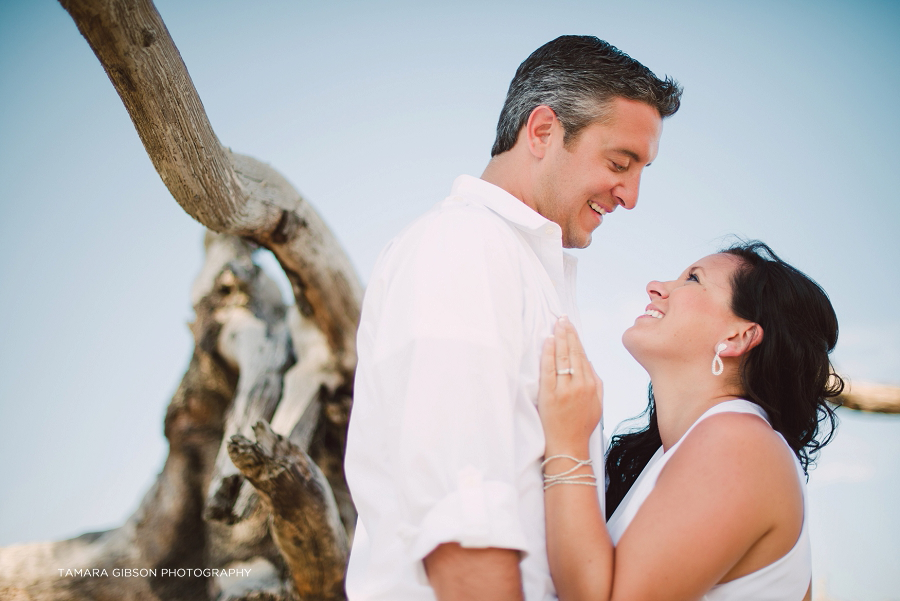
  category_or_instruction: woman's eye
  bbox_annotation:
[687,272,700,282]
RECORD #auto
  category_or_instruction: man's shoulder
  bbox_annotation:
[368,195,526,290]
[415,194,515,234]
[389,195,521,254]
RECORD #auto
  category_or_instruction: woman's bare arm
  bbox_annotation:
[538,319,612,601]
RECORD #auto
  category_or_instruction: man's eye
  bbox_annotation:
[611,161,626,172]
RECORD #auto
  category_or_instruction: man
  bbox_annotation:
[345,36,681,600]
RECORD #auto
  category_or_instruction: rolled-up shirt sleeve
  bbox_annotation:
[367,207,531,561]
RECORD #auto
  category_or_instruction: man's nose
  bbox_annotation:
[614,176,640,210]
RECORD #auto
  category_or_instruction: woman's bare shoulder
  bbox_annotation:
[655,410,803,565]
[664,411,799,495]
[612,411,804,598]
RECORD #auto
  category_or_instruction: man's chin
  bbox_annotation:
[563,232,592,249]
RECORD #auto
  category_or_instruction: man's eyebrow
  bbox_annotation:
[612,148,643,163]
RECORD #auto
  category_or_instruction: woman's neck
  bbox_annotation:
[648,363,742,451]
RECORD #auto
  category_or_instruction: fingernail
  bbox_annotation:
[559,314,568,323]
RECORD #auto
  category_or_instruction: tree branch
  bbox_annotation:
[59,0,362,373]
[836,382,900,414]
[229,421,349,601]
[59,0,247,232]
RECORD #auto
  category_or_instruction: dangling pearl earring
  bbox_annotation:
[712,343,727,376]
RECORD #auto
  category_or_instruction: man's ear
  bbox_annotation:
[720,322,764,358]
[525,105,558,159]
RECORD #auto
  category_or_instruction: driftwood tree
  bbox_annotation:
[835,382,900,414]
[2,0,900,600]
[1,0,360,599]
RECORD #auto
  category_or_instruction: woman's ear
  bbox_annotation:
[720,323,764,358]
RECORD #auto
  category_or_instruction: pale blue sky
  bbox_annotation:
[1,1,898,599]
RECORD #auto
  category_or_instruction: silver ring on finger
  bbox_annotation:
[556,368,575,376]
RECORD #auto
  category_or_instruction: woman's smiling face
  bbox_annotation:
[622,253,747,372]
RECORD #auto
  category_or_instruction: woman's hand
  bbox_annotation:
[538,317,603,457]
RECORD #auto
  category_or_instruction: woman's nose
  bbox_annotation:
[646,280,667,298]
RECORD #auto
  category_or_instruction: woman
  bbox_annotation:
[538,241,842,601]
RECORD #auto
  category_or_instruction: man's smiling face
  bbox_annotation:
[533,96,663,248]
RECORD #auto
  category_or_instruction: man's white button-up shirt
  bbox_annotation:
[345,175,605,601]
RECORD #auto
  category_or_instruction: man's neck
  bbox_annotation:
[480,151,537,213]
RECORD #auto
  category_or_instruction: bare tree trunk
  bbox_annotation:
[19,1,364,597]
[0,231,356,600]
[57,0,363,539]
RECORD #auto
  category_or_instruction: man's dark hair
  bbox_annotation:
[491,35,682,156]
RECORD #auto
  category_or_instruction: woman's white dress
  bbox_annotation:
[606,399,811,600]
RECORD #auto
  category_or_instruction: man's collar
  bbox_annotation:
[451,175,561,238]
